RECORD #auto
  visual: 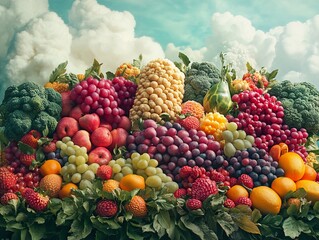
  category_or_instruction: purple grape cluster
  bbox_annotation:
[126,119,222,183]
[112,77,137,116]
[45,149,68,166]
[224,147,285,187]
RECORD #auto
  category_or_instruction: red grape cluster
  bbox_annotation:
[126,119,223,183]
[70,77,125,125]
[229,89,308,159]
[4,142,41,192]
[112,77,137,116]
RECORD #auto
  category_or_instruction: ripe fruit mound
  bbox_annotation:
[191,178,218,201]
[250,186,282,215]
[295,180,319,202]
[271,177,296,199]
[278,152,305,181]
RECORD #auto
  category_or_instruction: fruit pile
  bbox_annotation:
[0,55,319,240]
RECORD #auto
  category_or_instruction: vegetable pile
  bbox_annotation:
[1,54,319,240]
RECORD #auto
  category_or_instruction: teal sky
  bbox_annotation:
[49,0,319,48]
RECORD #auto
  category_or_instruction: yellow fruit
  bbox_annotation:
[102,179,120,193]
[226,185,249,202]
[250,186,282,215]
[44,82,69,93]
[278,152,305,181]
[40,160,62,176]
[301,165,317,181]
[271,177,296,198]
[59,183,78,199]
[119,174,145,191]
[125,195,147,217]
[295,180,319,202]
[39,174,62,197]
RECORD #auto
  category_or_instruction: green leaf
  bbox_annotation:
[267,69,278,80]
[85,59,103,79]
[261,214,283,226]
[106,71,115,80]
[283,217,311,239]
[29,223,46,240]
[49,61,68,83]
[180,215,206,240]
[65,73,80,89]
[160,113,171,122]
[178,52,190,67]
[235,215,261,234]
[216,211,238,236]
[18,141,35,154]
[251,209,262,223]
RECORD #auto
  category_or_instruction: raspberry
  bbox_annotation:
[224,198,235,208]
[186,198,202,210]
[97,165,112,180]
[235,197,252,207]
[95,199,118,217]
[177,116,200,131]
[191,178,218,201]
[190,166,205,179]
[20,130,41,149]
[174,188,187,198]
[210,170,225,182]
[237,174,254,189]
[20,153,36,166]
[179,166,192,179]
[229,177,238,187]
[0,192,19,205]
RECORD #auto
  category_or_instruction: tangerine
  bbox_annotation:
[40,160,62,176]
[59,183,78,199]
[125,195,147,217]
[295,180,319,202]
[39,174,62,197]
[271,177,296,198]
[250,186,282,215]
[103,179,120,193]
[119,174,145,191]
[278,152,305,181]
[226,185,249,202]
[301,165,317,181]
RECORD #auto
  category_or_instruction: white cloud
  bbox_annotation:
[165,43,206,63]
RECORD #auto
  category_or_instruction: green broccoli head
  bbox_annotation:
[283,105,303,130]
[4,110,32,141]
[45,88,62,106]
[32,111,58,137]
[18,82,45,97]
[45,102,62,120]
[2,85,19,103]
[301,109,319,134]
[183,62,221,103]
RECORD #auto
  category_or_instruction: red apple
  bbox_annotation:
[79,113,100,133]
[88,147,112,165]
[99,119,113,131]
[56,117,79,139]
[72,130,92,151]
[61,91,75,117]
[69,105,84,121]
[108,128,129,151]
[117,116,131,131]
[91,127,112,147]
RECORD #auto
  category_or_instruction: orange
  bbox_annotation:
[226,185,249,202]
[278,152,305,181]
[271,177,296,198]
[278,143,289,155]
[103,179,120,193]
[39,174,62,197]
[296,180,319,202]
[125,195,147,217]
[59,183,78,199]
[119,174,145,192]
[301,165,317,181]
[250,186,282,215]
[40,160,62,176]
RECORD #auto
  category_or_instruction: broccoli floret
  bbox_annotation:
[45,88,62,106]
[18,82,45,96]
[183,62,221,103]
[4,110,32,141]
[2,85,19,103]
[45,102,62,120]
[32,112,58,137]
[301,109,319,134]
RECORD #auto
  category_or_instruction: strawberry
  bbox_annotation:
[186,198,202,210]
[191,178,218,201]
[177,116,200,131]
[95,199,118,217]
[235,197,252,207]
[229,177,238,187]
[224,198,235,208]
[20,153,36,166]
[96,165,112,180]
[210,170,225,182]
[0,192,19,205]
[190,166,206,179]
[22,188,49,212]
[174,188,187,198]
[0,167,17,194]
[20,130,41,149]
[179,166,192,179]
[237,174,254,189]
[42,141,57,153]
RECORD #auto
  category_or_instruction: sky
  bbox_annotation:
[1,0,319,100]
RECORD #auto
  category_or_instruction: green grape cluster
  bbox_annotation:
[57,137,100,189]
[222,122,255,158]
[108,152,178,193]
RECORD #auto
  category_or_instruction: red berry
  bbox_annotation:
[235,197,252,207]
[0,168,17,194]
[210,170,225,182]
[22,188,49,212]
[174,188,187,198]
[191,178,218,201]
[42,141,57,153]
[237,174,254,189]
[96,165,112,180]
[19,153,36,166]
[95,199,118,217]
[0,192,19,205]
[186,198,202,210]
[229,177,238,187]
[224,198,235,208]
[20,130,41,149]
[177,116,200,131]
[179,166,192,179]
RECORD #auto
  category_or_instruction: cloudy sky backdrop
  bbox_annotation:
[1,0,319,100]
